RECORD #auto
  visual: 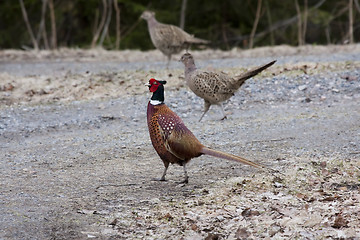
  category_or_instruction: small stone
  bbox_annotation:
[162,212,173,220]
[302,97,311,103]
[241,208,260,217]
[337,186,348,191]
[332,213,348,228]
[298,85,307,91]
[205,233,220,240]
[191,223,198,231]
[150,198,161,204]
[235,227,250,239]
[109,219,118,226]
[320,161,327,168]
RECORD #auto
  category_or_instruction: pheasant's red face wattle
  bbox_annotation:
[148,78,160,92]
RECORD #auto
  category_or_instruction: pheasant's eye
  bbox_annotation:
[149,78,159,86]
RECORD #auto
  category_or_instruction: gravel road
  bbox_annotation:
[0,46,360,239]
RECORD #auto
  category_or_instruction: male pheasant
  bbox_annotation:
[146,78,268,183]
[180,53,276,121]
[141,11,209,67]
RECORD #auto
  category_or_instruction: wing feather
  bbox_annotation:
[157,110,203,160]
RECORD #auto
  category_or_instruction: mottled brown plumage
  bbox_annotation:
[180,53,276,121]
[141,11,209,67]
[146,78,267,183]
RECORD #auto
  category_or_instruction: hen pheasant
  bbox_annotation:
[146,78,269,183]
[180,53,276,121]
[141,11,209,67]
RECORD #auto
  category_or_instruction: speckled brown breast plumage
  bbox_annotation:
[147,102,203,166]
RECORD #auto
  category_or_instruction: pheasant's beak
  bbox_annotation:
[145,83,151,87]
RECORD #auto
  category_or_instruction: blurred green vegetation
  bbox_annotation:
[0,0,358,50]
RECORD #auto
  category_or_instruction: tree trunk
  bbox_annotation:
[180,0,187,29]
[326,4,351,43]
[19,0,39,50]
[355,0,360,13]
[93,9,100,36]
[349,0,354,44]
[302,0,308,45]
[48,0,57,49]
[36,0,48,49]
[249,0,262,49]
[265,0,274,45]
[325,26,331,44]
[221,22,229,49]
[113,0,121,49]
[295,0,303,46]
[42,28,50,50]
[221,1,229,49]
[99,0,112,47]
[91,0,107,48]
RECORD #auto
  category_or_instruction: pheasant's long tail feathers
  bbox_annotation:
[200,147,263,169]
[235,60,276,84]
[200,147,282,175]
[186,37,210,45]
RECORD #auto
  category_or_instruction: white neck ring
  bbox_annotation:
[150,100,163,105]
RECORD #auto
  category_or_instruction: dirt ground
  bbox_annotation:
[0,45,360,239]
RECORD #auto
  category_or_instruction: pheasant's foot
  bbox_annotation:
[177,178,189,185]
[151,178,167,182]
[220,116,227,120]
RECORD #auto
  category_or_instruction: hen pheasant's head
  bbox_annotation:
[180,53,195,66]
[140,11,155,21]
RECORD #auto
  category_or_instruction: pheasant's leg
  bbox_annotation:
[178,165,189,184]
[160,163,169,181]
[218,103,227,120]
[166,55,171,69]
[152,162,169,181]
[199,101,211,122]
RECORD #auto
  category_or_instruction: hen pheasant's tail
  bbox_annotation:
[234,60,276,87]
[186,37,210,45]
